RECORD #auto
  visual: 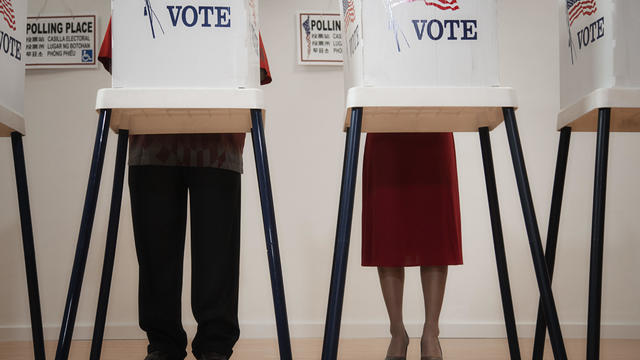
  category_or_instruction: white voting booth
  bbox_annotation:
[56,1,293,360]
[1,1,46,360]
[97,0,263,134]
[532,2,640,359]
[0,0,26,136]
[558,0,640,131]
[323,1,568,360]
[340,0,515,133]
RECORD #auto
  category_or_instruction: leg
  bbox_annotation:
[501,107,567,360]
[587,108,611,360]
[532,127,572,360]
[250,109,293,360]
[89,130,130,360]
[55,109,112,360]
[378,267,409,358]
[478,127,521,360]
[10,132,46,360]
[420,266,447,358]
[321,108,363,360]
[129,166,188,359]
[189,168,242,359]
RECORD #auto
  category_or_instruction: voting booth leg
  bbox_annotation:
[89,130,129,360]
[478,127,521,360]
[321,108,363,360]
[532,127,572,360]
[250,109,293,360]
[10,132,46,360]
[587,109,611,360]
[502,107,568,360]
[55,109,112,360]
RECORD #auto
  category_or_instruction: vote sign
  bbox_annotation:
[112,0,260,89]
[341,0,499,89]
[0,0,26,134]
[559,0,640,109]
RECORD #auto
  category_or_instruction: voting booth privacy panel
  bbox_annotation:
[102,0,263,134]
[0,0,26,136]
[340,0,512,133]
[112,0,260,88]
[558,0,640,131]
[343,0,498,88]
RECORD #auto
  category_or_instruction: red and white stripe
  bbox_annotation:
[424,0,459,11]
[344,0,356,29]
[0,0,16,31]
[391,0,459,11]
[569,0,597,26]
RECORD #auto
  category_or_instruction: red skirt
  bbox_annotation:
[362,133,463,267]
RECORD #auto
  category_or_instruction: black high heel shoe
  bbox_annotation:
[385,331,409,360]
[420,337,443,360]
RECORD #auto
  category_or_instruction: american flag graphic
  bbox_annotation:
[0,0,16,31]
[342,0,356,29]
[390,0,459,11]
[423,0,459,11]
[567,0,597,26]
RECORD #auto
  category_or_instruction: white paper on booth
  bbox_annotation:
[112,0,260,89]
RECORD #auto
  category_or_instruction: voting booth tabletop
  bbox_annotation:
[1,116,46,360]
[530,88,640,360]
[321,87,569,360]
[52,89,293,360]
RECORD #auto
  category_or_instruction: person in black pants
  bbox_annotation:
[129,166,241,360]
[99,20,274,360]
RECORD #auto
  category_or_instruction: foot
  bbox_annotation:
[196,352,228,360]
[421,325,442,359]
[144,351,179,360]
[386,330,409,359]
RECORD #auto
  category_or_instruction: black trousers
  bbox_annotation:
[129,166,241,359]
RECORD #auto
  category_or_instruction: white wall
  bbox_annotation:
[1,0,639,342]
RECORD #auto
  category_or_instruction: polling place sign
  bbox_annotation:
[341,0,499,88]
[297,12,343,65]
[25,15,97,69]
[0,0,26,135]
[559,0,640,110]
[112,0,260,89]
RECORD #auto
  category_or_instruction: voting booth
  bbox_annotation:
[55,1,293,359]
[322,1,568,359]
[531,2,640,359]
[1,1,46,359]
[558,0,640,131]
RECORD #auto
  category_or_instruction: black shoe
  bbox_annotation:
[196,352,228,360]
[144,351,178,360]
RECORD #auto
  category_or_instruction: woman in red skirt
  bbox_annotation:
[362,133,462,360]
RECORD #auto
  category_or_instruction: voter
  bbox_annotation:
[363,133,461,360]
[97,19,272,360]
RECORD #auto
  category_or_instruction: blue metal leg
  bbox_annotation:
[478,127,521,360]
[89,130,129,360]
[532,127,572,360]
[587,108,610,360]
[250,109,293,360]
[55,109,112,360]
[502,107,567,360]
[11,132,46,360]
[321,108,363,360]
